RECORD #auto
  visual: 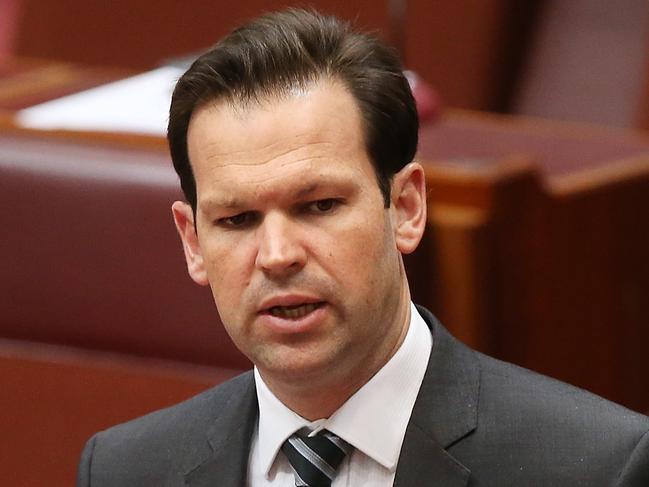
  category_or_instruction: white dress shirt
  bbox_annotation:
[248,302,432,486]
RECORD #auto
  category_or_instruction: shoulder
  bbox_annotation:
[416,306,649,485]
[475,351,649,433]
[464,351,649,484]
[97,370,254,443]
[418,305,649,440]
[79,371,255,485]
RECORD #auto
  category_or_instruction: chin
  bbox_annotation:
[257,349,339,382]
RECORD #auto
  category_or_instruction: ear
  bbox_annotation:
[390,162,427,254]
[171,201,209,286]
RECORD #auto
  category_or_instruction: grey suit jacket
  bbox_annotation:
[77,308,649,486]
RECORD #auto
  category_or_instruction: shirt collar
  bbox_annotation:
[254,302,432,477]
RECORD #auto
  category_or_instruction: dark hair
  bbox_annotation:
[167,8,418,211]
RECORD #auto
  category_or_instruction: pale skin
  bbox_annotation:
[172,79,427,420]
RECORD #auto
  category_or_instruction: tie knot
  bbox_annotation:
[282,429,352,487]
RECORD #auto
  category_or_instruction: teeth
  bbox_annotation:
[269,303,319,319]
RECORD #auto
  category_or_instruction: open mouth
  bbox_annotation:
[267,302,324,319]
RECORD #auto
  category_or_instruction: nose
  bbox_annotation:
[255,213,307,277]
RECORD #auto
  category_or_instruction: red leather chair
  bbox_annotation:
[0,131,250,370]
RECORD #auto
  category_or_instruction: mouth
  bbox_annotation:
[266,302,324,320]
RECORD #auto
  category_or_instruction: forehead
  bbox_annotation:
[186,80,376,204]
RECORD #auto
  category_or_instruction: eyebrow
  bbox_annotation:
[292,182,321,199]
[200,176,353,212]
[199,197,245,213]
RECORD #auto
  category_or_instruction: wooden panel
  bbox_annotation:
[0,57,132,110]
[10,0,544,110]
[421,151,649,413]
[419,109,649,176]
[0,0,20,62]
[405,0,543,110]
[13,0,390,69]
[525,161,649,411]
[0,339,237,487]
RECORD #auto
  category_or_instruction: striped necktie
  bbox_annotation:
[281,429,352,487]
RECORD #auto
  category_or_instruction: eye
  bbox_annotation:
[309,199,339,213]
[217,212,256,228]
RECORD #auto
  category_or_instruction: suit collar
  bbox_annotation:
[393,306,479,486]
[184,372,258,487]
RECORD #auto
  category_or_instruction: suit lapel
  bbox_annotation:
[393,307,480,486]
[184,373,258,487]
[393,424,470,487]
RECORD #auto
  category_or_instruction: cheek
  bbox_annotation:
[322,210,396,286]
[201,240,256,311]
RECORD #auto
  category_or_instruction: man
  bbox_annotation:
[77,8,649,486]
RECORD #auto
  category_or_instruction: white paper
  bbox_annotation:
[16,66,184,136]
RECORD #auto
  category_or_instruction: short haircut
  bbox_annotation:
[167,8,418,211]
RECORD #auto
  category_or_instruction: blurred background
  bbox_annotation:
[4,0,649,125]
[1,1,648,485]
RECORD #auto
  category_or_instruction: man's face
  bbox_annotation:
[174,80,421,391]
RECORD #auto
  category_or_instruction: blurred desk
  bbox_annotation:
[0,56,133,111]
